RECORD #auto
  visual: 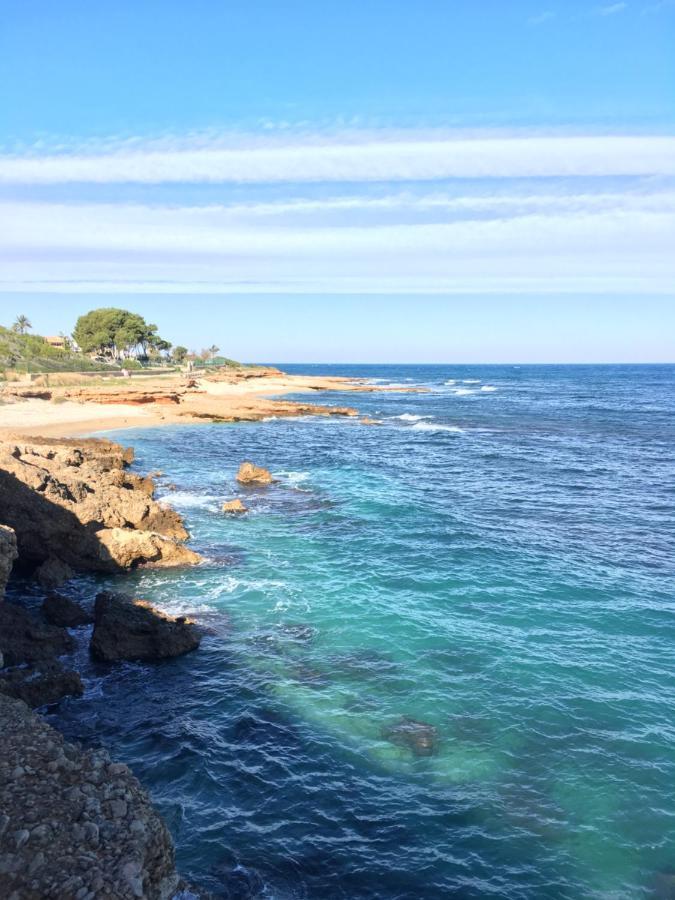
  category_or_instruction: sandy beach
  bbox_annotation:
[0,367,422,439]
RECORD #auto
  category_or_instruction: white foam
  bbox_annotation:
[453,388,474,395]
[480,385,497,392]
[411,422,464,433]
[444,379,457,385]
[394,413,433,422]
[274,470,311,486]
[162,490,219,509]
[463,379,481,384]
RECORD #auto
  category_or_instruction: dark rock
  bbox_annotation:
[34,556,75,589]
[0,602,74,666]
[277,623,317,642]
[90,591,201,662]
[42,593,94,628]
[382,717,439,757]
[0,525,18,599]
[0,663,83,707]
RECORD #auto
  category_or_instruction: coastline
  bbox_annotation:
[0,367,421,439]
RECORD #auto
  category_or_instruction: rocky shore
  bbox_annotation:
[0,437,206,898]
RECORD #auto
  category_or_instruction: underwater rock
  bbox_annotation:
[41,592,94,628]
[0,601,74,666]
[236,461,274,485]
[90,591,201,662]
[0,662,83,707]
[360,417,382,426]
[222,498,248,514]
[278,623,317,642]
[382,717,439,757]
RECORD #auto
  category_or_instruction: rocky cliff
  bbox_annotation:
[0,437,201,577]
[0,525,17,599]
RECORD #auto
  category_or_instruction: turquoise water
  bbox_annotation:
[49,365,675,898]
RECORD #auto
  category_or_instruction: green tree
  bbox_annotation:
[208,344,220,359]
[12,315,32,334]
[73,308,166,360]
[172,345,188,363]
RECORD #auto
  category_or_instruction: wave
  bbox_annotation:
[393,413,433,422]
[162,490,220,509]
[274,470,311,487]
[444,380,456,385]
[411,422,464,433]
[480,386,497,392]
[453,388,475,396]
[462,379,481,384]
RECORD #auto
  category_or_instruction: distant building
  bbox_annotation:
[45,336,66,349]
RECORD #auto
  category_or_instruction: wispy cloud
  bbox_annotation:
[593,2,628,14]
[527,10,556,25]
[0,133,674,184]
[0,128,673,295]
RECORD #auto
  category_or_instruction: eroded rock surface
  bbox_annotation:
[0,602,74,667]
[236,461,274,485]
[222,499,247,514]
[42,593,94,628]
[0,693,185,899]
[0,437,200,575]
[90,592,201,662]
[0,525,17,598]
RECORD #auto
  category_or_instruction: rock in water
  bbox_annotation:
[0,663,83,707]
[0,602,74,666]
[90,591,201,662]
[236,461,274,485]
[222,498,248,514]
[41,592,94,627]
[382,717,439,757]
[34,556,75,589]
[0,524,18,598]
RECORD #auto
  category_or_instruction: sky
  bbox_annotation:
[0,0,674,362]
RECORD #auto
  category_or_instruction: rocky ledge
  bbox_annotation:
[0,437,201,578]
[0,693,192,900]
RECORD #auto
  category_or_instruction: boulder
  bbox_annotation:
[0,602,74,666]
[236,461,274,485]
[222,498,247,514]
[0,663,83,707]
[95,527,202,569]
[42,592,94,628]
[35,556,75,589]
[90,591,201,662]
[0,524,17,598]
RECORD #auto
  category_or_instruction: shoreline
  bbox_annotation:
[0,367,424,439]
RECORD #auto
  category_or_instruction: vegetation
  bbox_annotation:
[12,315,32,334]
[0,326,107,375]
[172,345,188,363]
[73,308,171,361]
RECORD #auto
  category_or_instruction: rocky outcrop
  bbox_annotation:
[382,717,438,757]
[0,437,201,575]
[0,693,187,899]
[0,602,74,667]
[34,556,75,589]
[0,525,17,599]
[0,664,83,707]
[222,499,247,514]
[90,592,201,662]
[236,461,274,485]
[41,593,93,628]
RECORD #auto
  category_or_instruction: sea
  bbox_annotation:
[40,364,675,899]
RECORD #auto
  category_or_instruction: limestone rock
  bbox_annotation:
[0,437,199,576]
[0,693,187,898]
[382,717,439,757]
[35,556,75,589]
[90,592,201,662]
[222,498,247,514]
[236,461,274,485]
[0,602,74,667]
[0,663,83,707]
[0,525,17,598]
[41,592,93,628]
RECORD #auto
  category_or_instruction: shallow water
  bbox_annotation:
[46,364,675,898]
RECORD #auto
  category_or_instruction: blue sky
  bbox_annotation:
[0,1,674,361]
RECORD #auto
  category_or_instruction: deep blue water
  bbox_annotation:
[46,364,675,899]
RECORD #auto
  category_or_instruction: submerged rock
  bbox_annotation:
[42,592,94,628]
[90,591,201,662]
[0,524,17,598]
[0,662,83,707]
[0,602,74,666]
[222,498,248,514]
[236,461,274,485]
[382,717,439,757]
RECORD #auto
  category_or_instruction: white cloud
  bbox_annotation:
[527,10,556,25]
[594,2,628,14]
[0,133,674,184]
